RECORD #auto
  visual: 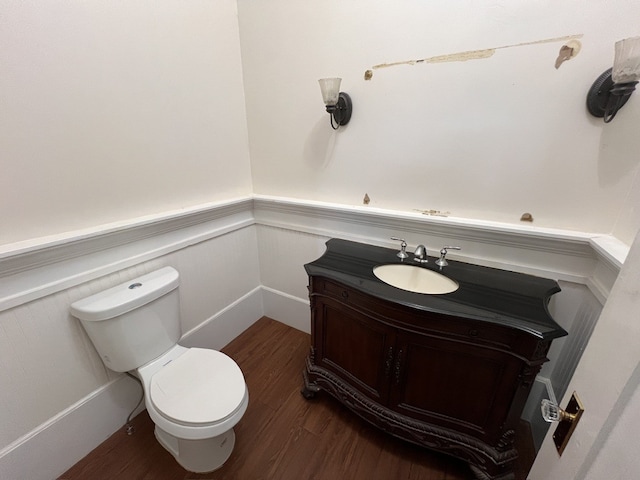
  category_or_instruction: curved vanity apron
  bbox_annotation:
[150,348,246,426]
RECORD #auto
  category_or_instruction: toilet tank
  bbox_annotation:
[71,266,181,372]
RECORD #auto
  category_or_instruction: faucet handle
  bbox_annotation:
[390,237,409,259]
[435,246,461,267]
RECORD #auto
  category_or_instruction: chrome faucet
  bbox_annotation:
[413,244,428,263]
[435,246,462,267]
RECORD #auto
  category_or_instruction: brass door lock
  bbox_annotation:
[541,391,585,455]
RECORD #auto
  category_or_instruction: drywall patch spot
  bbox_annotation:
[363,193,371,205]
[555,40,582,69]
[415,209,450,217]
[520,213,534,222]
[364,70,373,80]
[427,48,495,64]
[369,34,583,73]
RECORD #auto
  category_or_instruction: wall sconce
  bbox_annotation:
[318,78,352,130]
[587,36,640,123]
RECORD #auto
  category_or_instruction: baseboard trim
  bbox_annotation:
[0,375,142,480]
[180,286,265,350]
[261,286,310,334]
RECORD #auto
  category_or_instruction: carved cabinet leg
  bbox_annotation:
[301,366,320,399]
[301,385,318,399]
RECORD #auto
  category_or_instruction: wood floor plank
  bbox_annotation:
[59,317,535,480]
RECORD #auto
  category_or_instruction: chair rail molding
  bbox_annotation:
[252,195,627,304]
[0,197,254,312]
[0,194,628,312]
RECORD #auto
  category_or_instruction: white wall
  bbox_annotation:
[0,0,252,246]
[238,0,640,238]
[581,370,640,480]
[529,228,640,479]
[612,163,640,245]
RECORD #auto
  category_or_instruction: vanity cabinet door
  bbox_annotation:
[390,331,523,442]
[313,296,395,404]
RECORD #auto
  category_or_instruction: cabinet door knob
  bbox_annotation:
[341,290,349,300]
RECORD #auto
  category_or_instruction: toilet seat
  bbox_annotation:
[149,348,246,427]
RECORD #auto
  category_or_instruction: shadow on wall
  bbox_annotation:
[303,117,338,170]
[596,99,640,187]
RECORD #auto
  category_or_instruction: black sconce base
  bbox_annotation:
[326,92,352,129]
[587,68,637,122]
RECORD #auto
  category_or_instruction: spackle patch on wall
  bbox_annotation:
[373,48,495,70]
[365,34,583,79]
[414,209,450,218]
[555,40,581,69]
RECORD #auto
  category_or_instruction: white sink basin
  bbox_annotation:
[373,264,459,295]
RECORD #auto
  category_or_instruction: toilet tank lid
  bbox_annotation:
[70,267,179,322]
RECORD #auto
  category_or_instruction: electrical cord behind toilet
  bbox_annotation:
[124,372,144,435]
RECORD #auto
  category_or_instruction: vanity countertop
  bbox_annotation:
[304,238,567,340]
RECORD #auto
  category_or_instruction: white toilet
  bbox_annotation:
[70,266,248,473]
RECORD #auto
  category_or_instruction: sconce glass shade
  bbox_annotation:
[612,36,640,83]
[318,77,352,129]
[318,78,342,106]
[587,36,640,122]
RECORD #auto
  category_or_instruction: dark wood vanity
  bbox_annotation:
[302,239,566,480]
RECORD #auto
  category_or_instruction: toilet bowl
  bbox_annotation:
[137,345,249,472]
[70,266,248,473]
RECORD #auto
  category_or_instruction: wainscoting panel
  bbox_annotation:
[0,375,142,480]
[181,286,265,351]
[256,225,329,301]
[0,225,262,480]
[548,284,603,401]
[261,286,311,334]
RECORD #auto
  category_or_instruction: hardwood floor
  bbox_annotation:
[59,317,535,480]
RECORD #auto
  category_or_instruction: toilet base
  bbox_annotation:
[154,425,236,473]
